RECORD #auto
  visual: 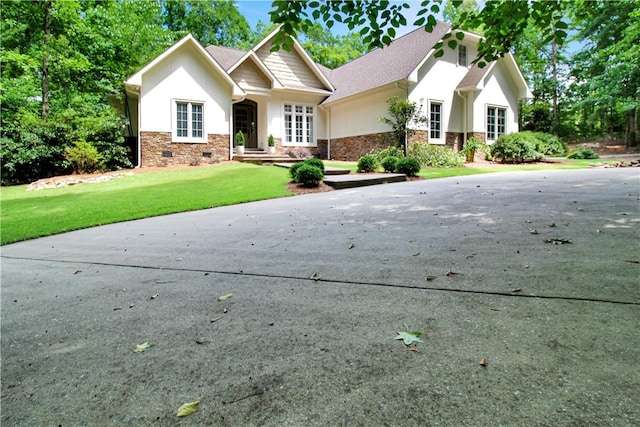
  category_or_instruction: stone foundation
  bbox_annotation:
[469,132,486,143]
[140,132,230,166]
[446,132,464,151]
[330,132,392,161]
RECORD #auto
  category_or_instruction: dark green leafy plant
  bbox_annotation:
[368,146,404,164]
[381,156,399,173]
[491,133,543,163]
[357,155,378,172]
[295,164,324,187]
[268,134,275,147]
[395,157,421,176]
[567,148,599,159]
[303,157,325,173]
[289,162,304,182]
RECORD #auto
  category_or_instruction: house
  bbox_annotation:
[124,23,531,166]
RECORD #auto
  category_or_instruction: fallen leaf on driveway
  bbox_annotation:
[446,270,459,276]
[210,316,222,323]
[348,243,355,249]
[176,401,200,417]
[134,342,152,353]
[625,260,640,264]
[395,331,424,346]
[544,238,572,244]
[150,293,160,300]
[426,275,437,281]
[528,228,538,234]
[480,356,487,367]
[510,288,523,293]
[408,346,419,352]
[489,307,501,311]
[217,294,233,301]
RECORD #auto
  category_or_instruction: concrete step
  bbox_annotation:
[273,163,351,175]
[323,173,407,189]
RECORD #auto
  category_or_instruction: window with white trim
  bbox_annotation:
[174,101,204,142]
[430,101,443,140]
[487,106,506,141]
[283,103,314,145]
[458,45,467,67]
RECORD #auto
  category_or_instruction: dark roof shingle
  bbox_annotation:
[205,45,246,71]
[322,22,451,104]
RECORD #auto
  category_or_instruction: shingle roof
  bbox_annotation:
[205,45,245,71]
[456,62,491,90]
[322,22,451,104]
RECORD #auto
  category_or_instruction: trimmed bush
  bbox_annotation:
[295,164,324,187]
[407,142,465,167]
[522,131,568,156]
[289,162,304,182]
[303,157,325,173]
[490,133,543,163]
[395,157,421,176]
[567,148,599,159]
[381,156,399,173]
[357,155,378,172]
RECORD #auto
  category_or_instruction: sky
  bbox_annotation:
[235,1,441,38]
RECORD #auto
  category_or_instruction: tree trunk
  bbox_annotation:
[41,0,52,120]
[626,107,637,147]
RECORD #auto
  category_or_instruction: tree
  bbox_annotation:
[299,22,367,68]
[379,97,428,156]
[268,0,568,68]
[162,0,252,48]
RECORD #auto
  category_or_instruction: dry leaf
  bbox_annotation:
[150,293,159,300]
[446,270,459,276]
[348,243,355,249]
[222,308,228,313]
[128,303,135,309]
[176,400,200,417]
[408,346,419,353]
[480,356,487,367]
[510,288,523,293]
[489,307,501,311]
[426,275,437,281]
[625,260,640,264]
[113,307,122,311]
[210,316,222,323]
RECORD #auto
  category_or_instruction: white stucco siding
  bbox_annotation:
[264,92,327,145]
[471,61,520,138]
[329,85,405,139]
[139,44,231,135]
[408,43,476,137]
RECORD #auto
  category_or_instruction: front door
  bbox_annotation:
[233,100,258,149]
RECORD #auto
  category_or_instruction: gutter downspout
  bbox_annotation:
[230,96,246,160]
[455,89,467,151]
[318,104,330,159]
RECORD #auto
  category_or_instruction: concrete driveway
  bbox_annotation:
[2,168,639,426]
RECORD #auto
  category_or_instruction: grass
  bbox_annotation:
[1,163,291,245]
[1,157,626,245]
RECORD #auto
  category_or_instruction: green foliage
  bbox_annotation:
[357,155,378,173]
[64,140,103,174]
[379,96,428,155]
[381,156,399,173]
[520,100,553,133]
[268,134,275,146]
[491,133,544,163]
[526,132,568,156]
[295,164,324,187]
[567,148,599,159]
[299,22,367,68]
[235,131,245,146]
[368,146,405,164]
[395,157,421,176]
[302,157,325,173]
[407,143,465,168]
[289,162,304,182]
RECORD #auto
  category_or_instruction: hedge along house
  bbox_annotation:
[125,23,531,166]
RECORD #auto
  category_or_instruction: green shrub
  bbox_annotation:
[357,155,378,172]
[407,142,465,167]
[65,140,104,174]
[490,133,543,163]
[289,162,304,182]
[395,157,421,176]
[295,164,324,187]
[303,157,325,173]
[567,148,599,159]
[368,146,404,163]
[522,131,568,156]
[381,156,399,173]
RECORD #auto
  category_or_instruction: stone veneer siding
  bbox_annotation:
[140,132,229,166]
[446,132,464,151]
[330,132,391,161]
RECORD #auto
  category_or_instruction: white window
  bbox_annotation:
[487,106,507,141]
[174,100,205,142]
[429,101,443,141]
[458,45,467,67]
[283,103,315,145]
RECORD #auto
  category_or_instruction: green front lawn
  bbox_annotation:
[0,163,291,245]
[0,158,624,245]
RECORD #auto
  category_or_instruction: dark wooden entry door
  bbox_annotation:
[233,101,257,149]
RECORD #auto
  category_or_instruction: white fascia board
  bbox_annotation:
[124,34,245,99]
